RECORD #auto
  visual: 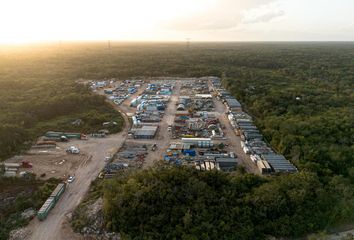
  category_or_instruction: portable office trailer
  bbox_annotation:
[182,138,214,148]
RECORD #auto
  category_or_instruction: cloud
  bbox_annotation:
[242,9,284,24]
[241,2,285,24]
[164,0,276,31]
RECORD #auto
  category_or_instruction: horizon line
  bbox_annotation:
[1,39,354,46]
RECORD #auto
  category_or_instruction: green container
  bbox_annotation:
[37,197,55,221]
[64,133,81,139]
[45,131,64,138]
[37,183,66,221]
[45,131,81,139]
[50,183,66,203]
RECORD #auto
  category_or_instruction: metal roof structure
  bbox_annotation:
[134,125,158,138]
[225,98,242,108]
[262,153,297,173]
[216,157,238,171]
[243,132,263,140]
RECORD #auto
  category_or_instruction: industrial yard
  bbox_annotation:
[4,139,90,180]
[2,38,352,240]
[3,76,295,176]
[96,76,296,178]
[6,76,299,240]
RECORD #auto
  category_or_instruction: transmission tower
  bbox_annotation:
[186,38,191,49]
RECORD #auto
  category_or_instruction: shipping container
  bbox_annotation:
[36,141,57,146]
[257,160,272,174]
[37,197,55,221]
[37,183,66,221]
[182,149,196,157]
[45,131,82,139]
[4,171,17,177]
[4,163,21,168]
[50,183,66,203]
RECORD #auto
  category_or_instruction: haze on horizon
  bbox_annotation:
[0,0,353,44]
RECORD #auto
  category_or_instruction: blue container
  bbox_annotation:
[183,149,196,157]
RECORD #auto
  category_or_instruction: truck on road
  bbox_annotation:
[37,183,66,221]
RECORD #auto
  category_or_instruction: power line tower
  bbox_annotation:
[186,38,191,49]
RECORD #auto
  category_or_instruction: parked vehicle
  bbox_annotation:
[21,161,33,168]
[151,144,157,151]
[67,175,75,183]
[66,146,80,154]
[91,133,106,138]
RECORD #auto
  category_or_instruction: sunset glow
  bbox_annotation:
[0,0,353,43]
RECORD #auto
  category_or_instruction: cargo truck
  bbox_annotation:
[50,183,66,202]
[37,197,55,221]
[37,183,66,221]
[45,131,86,140]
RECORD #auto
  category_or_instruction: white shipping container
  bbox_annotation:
[243,146,250,154]
[4,171,17,177]
[250,155,258,163]
[4,163,20,168]
[5,167,18,172]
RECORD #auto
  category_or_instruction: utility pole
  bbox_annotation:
[186,38,190,49]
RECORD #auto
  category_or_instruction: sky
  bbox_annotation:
[0,0,353,43]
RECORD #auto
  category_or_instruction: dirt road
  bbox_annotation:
[26,85,134,240]
[27,132,128,240]
[209,82,259,174]
[142,81,181,167]
[26,81,170,240]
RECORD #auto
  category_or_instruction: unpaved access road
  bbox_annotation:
[26,83,148,240]
[26,87,132,240]
[27,133,128,240]
[141,81,181,167]
[209,81,259,174]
